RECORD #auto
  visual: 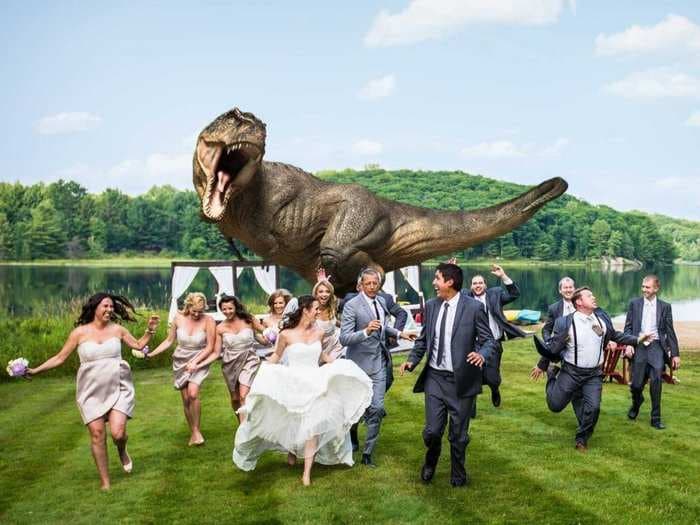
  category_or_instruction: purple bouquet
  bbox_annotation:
[131,346,150,359]
[7,358,29,378]
[262,328,277,345]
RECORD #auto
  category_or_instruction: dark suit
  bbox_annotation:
[341,291,408,349]
[467,282,526,392]
[536,299,573,371]
[543,310,638,445]
[623,297,679,423]
[407,290,496,483]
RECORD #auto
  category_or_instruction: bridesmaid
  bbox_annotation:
[27,292,159,490]
[263,289,293,331]
[148,292,215,446]
[189,295,265,421]
[312,278,343,360]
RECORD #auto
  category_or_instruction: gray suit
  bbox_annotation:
[340,293,400,456]
[407,290,496,483]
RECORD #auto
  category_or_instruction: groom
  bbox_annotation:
[340,268,415,467]
[400,262,496,487]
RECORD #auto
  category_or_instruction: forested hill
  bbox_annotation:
[0,169,697,263]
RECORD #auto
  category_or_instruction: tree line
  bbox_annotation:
[0,169,690,264]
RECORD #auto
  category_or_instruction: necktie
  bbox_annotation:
[372,299,382,336]
[436,302,450,366]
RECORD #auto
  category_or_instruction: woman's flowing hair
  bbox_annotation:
[267,289,293,313]
[218,294,255,325]
[75,292,137,326]
[312,280,337,320]
[180,292,207,317]
[280,295,315,331]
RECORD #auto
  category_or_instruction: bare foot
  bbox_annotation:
[188,433,205,446]
[287,453,296,466]
[119,449,133,473]
[302,473,311,486]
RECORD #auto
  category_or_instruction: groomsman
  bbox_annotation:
[623,275,680,429]
[400,263,496,487]
[467,264,526,408]
[340,268,415,467]
[535,287,649,451]
[530,277,576,380]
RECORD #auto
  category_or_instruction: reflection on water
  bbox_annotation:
[1,263,699,320]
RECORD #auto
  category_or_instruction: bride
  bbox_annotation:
[233,295,372,486]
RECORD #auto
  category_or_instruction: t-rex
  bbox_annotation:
[193,108,568,295]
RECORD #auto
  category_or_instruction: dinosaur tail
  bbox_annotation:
[382,177,568,266]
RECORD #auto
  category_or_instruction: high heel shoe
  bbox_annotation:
[122,454,133,474]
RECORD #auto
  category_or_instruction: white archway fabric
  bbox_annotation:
[400,266,421,294]
[209,266,235,296]
[252,266,277,295]
[168,266,200,323]
[383,271,396,297]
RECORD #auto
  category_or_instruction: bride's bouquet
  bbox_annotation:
[131,346,150,359]
[6,358,29,378]
[262,328,277,345]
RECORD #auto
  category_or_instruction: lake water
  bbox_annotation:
[1,263,699,320]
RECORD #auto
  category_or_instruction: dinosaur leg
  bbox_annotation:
[319,208,391,293]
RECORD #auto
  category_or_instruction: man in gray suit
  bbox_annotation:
[339,268,415,467]
[400,263,496,487]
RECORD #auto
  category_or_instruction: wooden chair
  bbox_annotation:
[602,344,626,384]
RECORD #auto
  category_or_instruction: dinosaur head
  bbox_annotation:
[194,108,266,221]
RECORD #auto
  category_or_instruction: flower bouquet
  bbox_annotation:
[6,358,29,378]
[132,346,150,359]
[262,328,277,345]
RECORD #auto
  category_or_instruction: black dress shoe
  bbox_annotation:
[361,454,376,467]
[651,421,666,430]
[450,475,470,488]
[491,387,501,408]
[627,405,640,420]
[420,464,435,483]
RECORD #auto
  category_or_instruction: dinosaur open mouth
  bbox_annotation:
[198,141,261,221]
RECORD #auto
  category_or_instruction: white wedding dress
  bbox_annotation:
[232,340,372,470]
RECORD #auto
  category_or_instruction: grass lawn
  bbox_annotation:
[1,340,698,524]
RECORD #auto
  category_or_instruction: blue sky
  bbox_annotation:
[1,1,699,219]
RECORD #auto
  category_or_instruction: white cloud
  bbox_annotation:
[604,68,700,99]
[351,139,384,156]
[540,137,570,157]
[460,137,570,159]
[686,111,700,127]
[365,0,570,47]
[595,14,700,56]
[461,140,528,158]
[36,112,102,135]
[54,152,192,194]
[358,74,396,100]
[654,176,700,190]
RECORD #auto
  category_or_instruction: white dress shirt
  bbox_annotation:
[473,293,502,340]
[641,297,658,345]
[562,300,575,316]
[562,311,607,368]
[362,292,385,338]
[428,293,461,372]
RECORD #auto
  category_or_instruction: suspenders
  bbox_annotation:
[571,314,605,366]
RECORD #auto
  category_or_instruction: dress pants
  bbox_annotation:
[546,362,603,445]
[482,340,503,392]
[362,364,386,455]
[423,367,474,483]
[630,341,665,423]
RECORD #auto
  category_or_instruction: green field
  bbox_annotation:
[1,338,698,524]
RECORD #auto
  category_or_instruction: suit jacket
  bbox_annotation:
[408,290,496,398]
[339,293,399,390]
[623,297,679,359]
[536,299,568,370]
[467,282,526,340]
[535,309,639,364]
[341,290,408,348]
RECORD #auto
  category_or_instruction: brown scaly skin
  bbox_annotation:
[194,108,568,295]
